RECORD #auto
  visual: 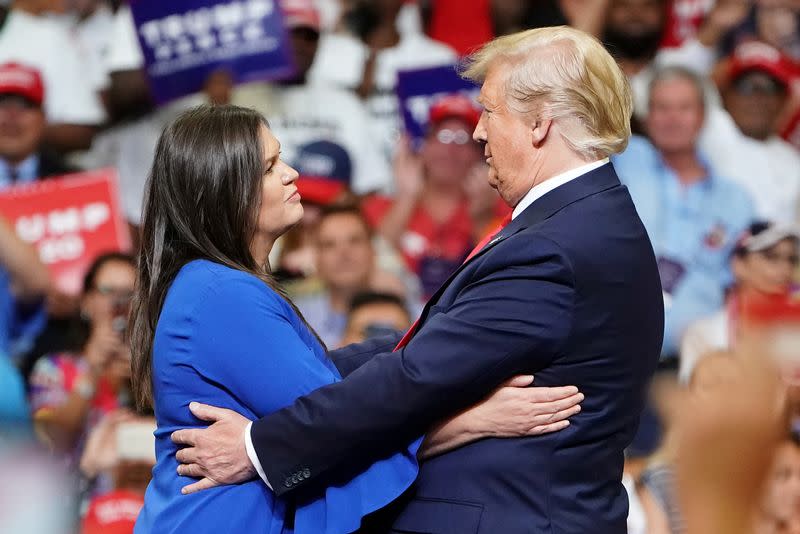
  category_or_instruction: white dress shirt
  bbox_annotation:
[512,158,610,220]
[700,106,800,224]
[245,156,611,488]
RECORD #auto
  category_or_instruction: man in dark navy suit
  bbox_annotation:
[172,26,664,533]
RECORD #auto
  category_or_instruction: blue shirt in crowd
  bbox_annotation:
[0,155,47,360]
[0,155,39,188]
[295,292,348,349]
[0,267,46,360]
[0,351,31,437]
[612,136,754,356]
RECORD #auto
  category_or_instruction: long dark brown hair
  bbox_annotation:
[130,105,314,411]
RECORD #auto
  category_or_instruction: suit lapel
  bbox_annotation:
[412,163,623,326]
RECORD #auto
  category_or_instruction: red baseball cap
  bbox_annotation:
[428,94,481,131]
[281,0,321,31]
[728,41,798,87]
[0,62,44,106]
[293,140,351,205]
[296,176,347,205]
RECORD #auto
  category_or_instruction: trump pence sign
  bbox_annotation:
[130,0,295,103]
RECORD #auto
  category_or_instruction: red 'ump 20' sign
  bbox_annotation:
[0,169,131,294]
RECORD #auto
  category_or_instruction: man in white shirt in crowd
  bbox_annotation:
[700,41,800,225]
[58,0,115,97]
[601,0,767,125]
[308,0,456,168]
[602,0,667,121]
[234,0,391,194]
[0,0,105,152]
[83,4,207,229]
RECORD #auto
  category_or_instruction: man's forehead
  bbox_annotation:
[477,65,507,102]
[478,84,499,107]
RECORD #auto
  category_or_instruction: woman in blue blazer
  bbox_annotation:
[129,105,578,533]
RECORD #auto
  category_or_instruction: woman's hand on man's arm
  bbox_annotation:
[419,376,583,460]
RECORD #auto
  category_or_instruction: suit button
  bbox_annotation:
[284,479,292,488]
[291,475,299,484]
[302,468,311,478]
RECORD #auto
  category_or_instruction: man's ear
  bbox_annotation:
[531,118,553,148]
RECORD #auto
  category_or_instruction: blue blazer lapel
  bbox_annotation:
[472,162,622,261]
[413,163,623,325]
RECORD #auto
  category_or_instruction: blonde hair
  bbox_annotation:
[463,26,633,160]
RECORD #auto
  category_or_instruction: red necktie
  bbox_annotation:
[394,213,513,350]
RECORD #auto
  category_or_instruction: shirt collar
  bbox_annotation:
[512,158,610,220]
[655,151,714,190]
[0,155,39,189]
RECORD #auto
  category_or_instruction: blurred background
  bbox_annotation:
[1,0,800,532]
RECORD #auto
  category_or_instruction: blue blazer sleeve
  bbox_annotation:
[251,235,576,496]
[188,271,420,534]
[327,333,403,377]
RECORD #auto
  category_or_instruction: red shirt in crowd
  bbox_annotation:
[81,489,144,534]
[426,0,493,56]
[363,195,510,298]
[29,353,120,461]
[661,0,714,48]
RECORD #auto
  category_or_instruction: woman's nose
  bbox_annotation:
[282,164,299,185]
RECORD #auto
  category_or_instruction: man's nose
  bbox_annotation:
[473,113,488,143]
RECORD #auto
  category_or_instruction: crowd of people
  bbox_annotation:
[1,0,800,532]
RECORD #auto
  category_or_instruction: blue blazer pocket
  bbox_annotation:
[389,497,484,534]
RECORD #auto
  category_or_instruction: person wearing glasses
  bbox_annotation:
[28,252,135,463]
[680,221,800,383]
[363,93,510,298]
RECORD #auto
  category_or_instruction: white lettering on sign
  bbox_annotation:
[82,202,111,231]
[39,235,85,264]
[48,208,82,235]
[214,2,245,29]
[139,0,276,71]
[13,202,113,264]
[94,498,143,525]
[15,214,46,243]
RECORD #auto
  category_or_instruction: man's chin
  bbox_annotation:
[487,169,500,188]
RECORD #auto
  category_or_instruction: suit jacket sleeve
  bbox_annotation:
[327,333,403,377]
[253,235,575,496]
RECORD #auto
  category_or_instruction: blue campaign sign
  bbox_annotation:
[396,64,480,146]
[130,0,296,104]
